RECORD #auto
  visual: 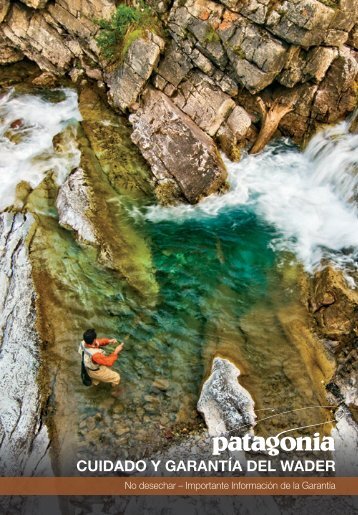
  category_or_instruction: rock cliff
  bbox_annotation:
[1,0,357,203]
[0,212,52,479]
[303,266,358,474]
[304,267,358,411]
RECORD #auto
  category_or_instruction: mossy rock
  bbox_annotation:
[76,128,159,301]
[79,86,154,203]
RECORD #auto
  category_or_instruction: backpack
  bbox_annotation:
[81,351,92,386]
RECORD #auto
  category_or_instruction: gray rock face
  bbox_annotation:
[2,4,74,73]
[266,0,337,47]
[107,30,165,112]
[156,40,193,87]
[0,0,357,189]
[279,46,338,88]
[170,70,236,137]
[197,357,256,436]
[130,88,227,204]
[312,46,358,124]
[0,0,115,73]
[278,82,318,140]
[56,167,97,245]
[220,13,288,93]
[0,212,51,476]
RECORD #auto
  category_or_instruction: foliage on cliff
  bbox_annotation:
[96,2,161,59]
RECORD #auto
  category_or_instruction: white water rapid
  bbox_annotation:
[0,88,81,212]
[145,121,358,274]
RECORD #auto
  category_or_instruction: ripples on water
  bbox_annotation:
[0,88,81,211]
[0,89,356,460]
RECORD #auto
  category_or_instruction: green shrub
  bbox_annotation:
[96,2,160,60]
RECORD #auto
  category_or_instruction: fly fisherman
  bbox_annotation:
[79,328,124,393]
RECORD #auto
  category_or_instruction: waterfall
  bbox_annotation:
[0,88,81,212]
[306,121,358,206]
[144,121,358,274]
[1,86,357,274]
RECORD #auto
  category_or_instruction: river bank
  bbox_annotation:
[0,64,357,483]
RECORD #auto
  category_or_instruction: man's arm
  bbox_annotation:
[92,343,124,367]
[96,338,111,347]
[92,352,118,367]
[96,338,118,347]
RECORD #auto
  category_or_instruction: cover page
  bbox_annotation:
[0,1,357,514]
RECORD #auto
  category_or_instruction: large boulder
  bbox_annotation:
[130,87,227,204]
[56,167,97,245]
[197,357,256,436]
[106,30,165,112]
[169,70,236,137]
[305,267,358,418]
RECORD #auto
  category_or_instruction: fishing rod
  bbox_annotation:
[105,314,143,351]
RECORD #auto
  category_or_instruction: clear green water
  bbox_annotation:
[1,87,335,473]
[113,207,277,416]
[124,208,276,387]
[29,182,333,472]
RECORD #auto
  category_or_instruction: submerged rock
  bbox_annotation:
[56,167,97,245]
[56,128,159,299]
[197,357,256,436]
[79,86,153,201]
[130,88,227,204]
[307,266,358,343]
[168,70,236,137]
[0,212,51,476]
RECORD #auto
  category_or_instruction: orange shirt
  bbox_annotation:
[87,339,118,367]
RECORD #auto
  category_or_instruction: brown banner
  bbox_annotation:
[0,477,356,496]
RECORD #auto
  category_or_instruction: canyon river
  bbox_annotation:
[0,85,357,475]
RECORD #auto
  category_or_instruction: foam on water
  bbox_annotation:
[0,88,81,212]
[144,122,358,272]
